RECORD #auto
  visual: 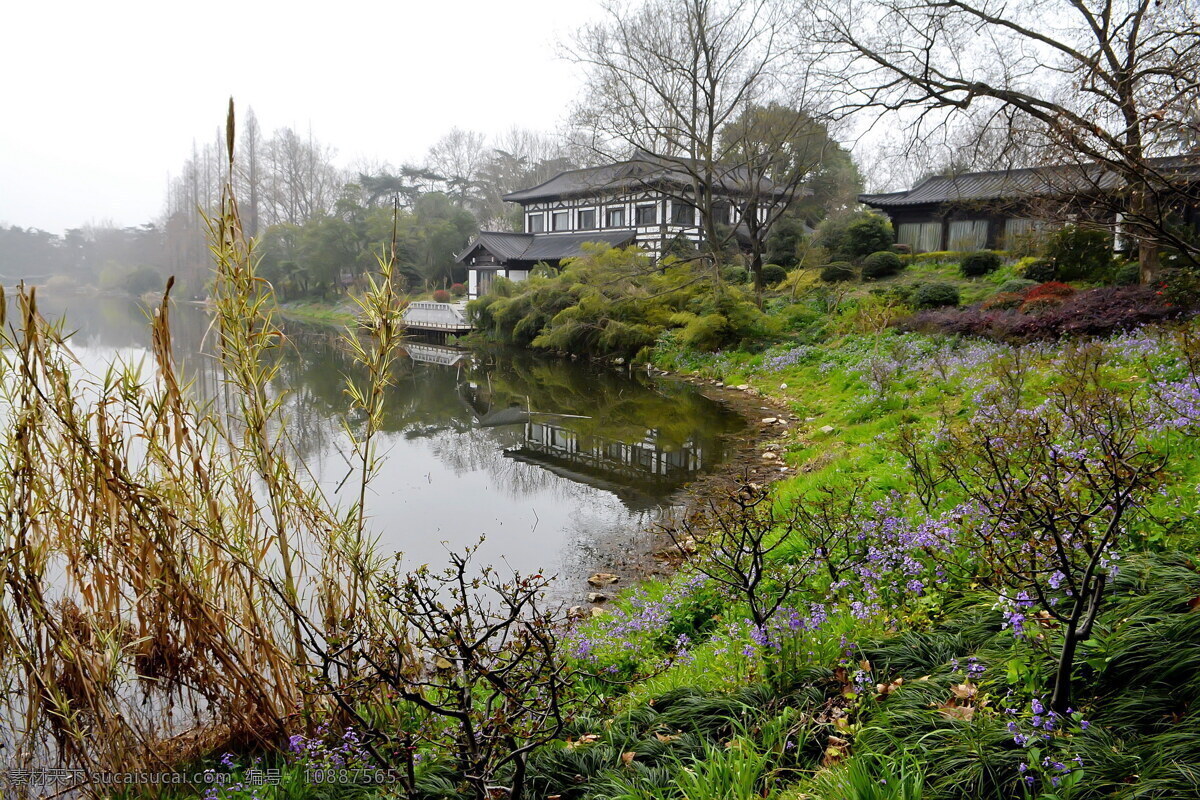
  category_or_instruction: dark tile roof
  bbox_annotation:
[860,155,1200,208]
[503,151,779,203]
[523,230,637,260]
[460,231,534,262]
[456,230,637,264]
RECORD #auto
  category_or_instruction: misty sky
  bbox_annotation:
[0,0,605,234]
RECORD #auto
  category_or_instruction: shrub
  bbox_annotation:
[1025,281,1075,301]
[761,264,788,286]
[861,250,904,280]
[721,265,749,284]
[912,282,960,309]
[910,250,959,264]
[1158,267,1200,308]
[432,289,452,303]
[1044,225,1114,281]
[1019,295,1067,314]
[998,278,1038,294]
[671,311,729,351]
[892,243,912,254]
[815,211,894,260]
[820,262,856,283]
[884,283,918,304]
[450,282,466,296]
[843,213,894,258]
[473,244,771,358]
[960,250,1003,277]
[1112,261,1141,286]
[981,292,1025,311]
[901,286,1180,341]
[764,215,809,268]
[1021,258,1057,282]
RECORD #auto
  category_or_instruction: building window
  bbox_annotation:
[670,201,695,225]
[635,204,657,225]
[577,208,596,229]
[477,270,495,296]
[606,207,626,227]
[551,210,570,231]
[947,219,988,251]
[713,201,731,226]
[527,213,544,233]
[897,222,942,253]
[1003,217,1049,249]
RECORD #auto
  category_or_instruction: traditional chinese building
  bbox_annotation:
[859,155,1200,254]
[457,151,771,299]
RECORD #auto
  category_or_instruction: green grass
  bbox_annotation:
[148,273,1200,800]
[277,298,356,326]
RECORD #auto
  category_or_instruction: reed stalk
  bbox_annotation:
[0,99,387,792]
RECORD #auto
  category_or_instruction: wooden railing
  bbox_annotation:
[401,301,472,332]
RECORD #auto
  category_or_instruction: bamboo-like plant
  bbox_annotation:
[0,99,403,789]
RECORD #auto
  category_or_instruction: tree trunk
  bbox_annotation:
[1138,237,1161,286]
[750,248,764,307]
[1050,615,1080,716]
[511,752,527,800]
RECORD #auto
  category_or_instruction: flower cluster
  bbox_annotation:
[763,345,817,372]
[1003,698,1092,790]
[995,592,1037,638]
[950,656,985,680]
[287,724,372,770]
[565,572,709,665]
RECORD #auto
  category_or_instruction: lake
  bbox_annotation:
[28,291,746,595]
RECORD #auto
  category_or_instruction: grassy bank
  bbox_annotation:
[547,314,1200,799]
[275,298,357,327]
[25,224,1198,799]
[135,252,1200,799]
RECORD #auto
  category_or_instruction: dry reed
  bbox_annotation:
[0,100,400,793]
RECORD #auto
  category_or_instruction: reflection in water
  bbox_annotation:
[22,292,745,587]
[510,421,708,512]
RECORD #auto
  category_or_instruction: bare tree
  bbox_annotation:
[475,128,580,229]
[317,545,575,800]
[570,0,824,288]
[261,127,344,226]
[721,102,850,291]
[813,0,1200,279]
[427,127,490,212]
[663,480,825,633]
[238,107,262,238]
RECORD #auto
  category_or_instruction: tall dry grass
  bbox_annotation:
[0,100,398,789]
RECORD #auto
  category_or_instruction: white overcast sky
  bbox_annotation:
[0,0,606,234]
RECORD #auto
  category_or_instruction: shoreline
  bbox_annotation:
[265,301,793,608]
[562,365,797,607]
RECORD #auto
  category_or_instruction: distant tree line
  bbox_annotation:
[157,109,594,298]
[0,223,170,295]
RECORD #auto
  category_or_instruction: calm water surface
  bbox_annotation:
[34,292,745,590]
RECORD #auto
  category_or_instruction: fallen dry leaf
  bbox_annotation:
[939,705,976,721]
[822,735,851,767]
[951,682,978,701]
